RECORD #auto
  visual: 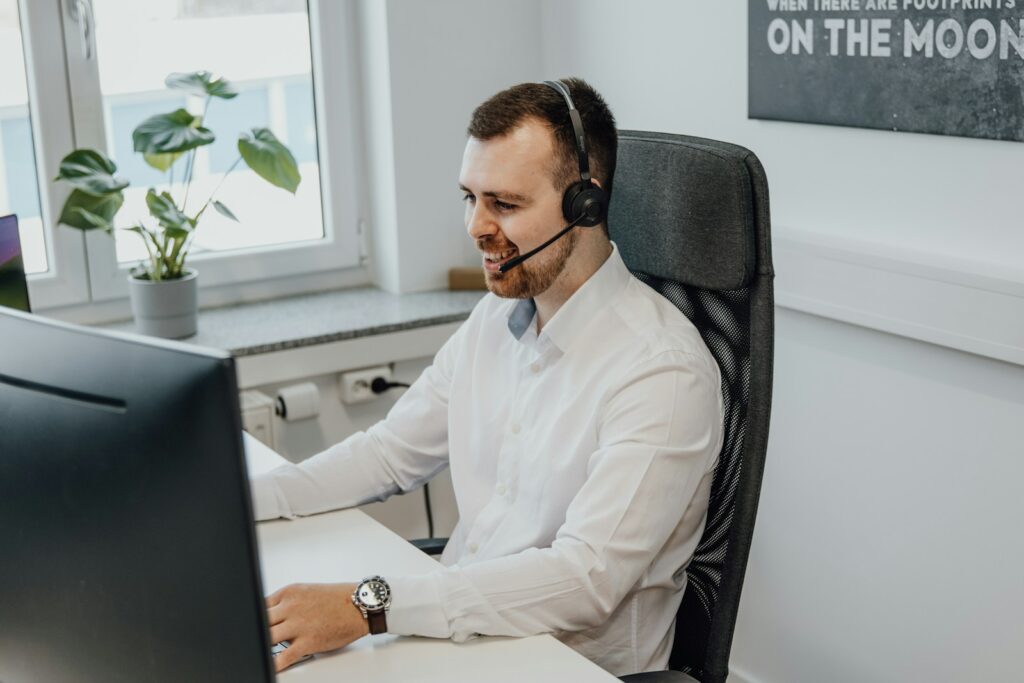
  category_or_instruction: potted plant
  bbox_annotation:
[54,71,301,339]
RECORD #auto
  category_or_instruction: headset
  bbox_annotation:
[542,79,609,227]
[497,80,608,273]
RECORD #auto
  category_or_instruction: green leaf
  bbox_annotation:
[162,226,191,240]
[58,189,124,231]
[145,189,194,232]
[133,108,215,155]
[143,151,184,172]
[238,128,301,194]
[212,200,238,222]
[125,224,153,239]
[54,149,129,195]
[165,71,238,100]
[71,208,113,233]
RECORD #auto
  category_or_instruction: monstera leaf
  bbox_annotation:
[140,112,210,171]
[143,151,185,172]
[145,189,194,235]
[54,149,128,195]
[133,109,214,155]
[165,71,238,100]
[57,189,124,232]
[238,128,301,194]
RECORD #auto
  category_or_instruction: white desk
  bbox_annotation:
[243,434,618,682]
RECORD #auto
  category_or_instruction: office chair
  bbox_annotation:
[412,131,774,683]
[613,131,774,682]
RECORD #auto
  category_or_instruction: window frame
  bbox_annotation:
[15,0,92,309]
[21,0,366,310]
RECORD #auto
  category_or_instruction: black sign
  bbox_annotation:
[749,0,1024,141]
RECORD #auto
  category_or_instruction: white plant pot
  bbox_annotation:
[127,269,198,339]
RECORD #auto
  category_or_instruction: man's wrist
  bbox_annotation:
[349,593,371,637]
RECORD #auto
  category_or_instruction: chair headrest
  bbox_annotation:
[608,131,759,291]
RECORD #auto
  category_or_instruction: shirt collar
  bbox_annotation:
[506,297,537,340]
[505,242,632,351]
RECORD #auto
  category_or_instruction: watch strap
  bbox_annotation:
[367,609,387,635]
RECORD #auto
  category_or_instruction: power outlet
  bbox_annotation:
[239,390,276,448]
[339,365,392,404]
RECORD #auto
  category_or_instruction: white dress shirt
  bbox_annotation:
[250,244,723,676]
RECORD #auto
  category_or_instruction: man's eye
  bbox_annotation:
[495,200,516,211]
[461,193,475,203]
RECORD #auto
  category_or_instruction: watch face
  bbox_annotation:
[357,580,390,609]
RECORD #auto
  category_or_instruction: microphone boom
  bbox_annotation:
[497,214,587,273]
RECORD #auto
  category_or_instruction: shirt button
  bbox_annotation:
[496,483,507,496]
[530,363,541,373]
[468,542,479,553]
[511,423,521,434]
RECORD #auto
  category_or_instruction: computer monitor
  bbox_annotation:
[0,214,31,312]
[0,307,274,682]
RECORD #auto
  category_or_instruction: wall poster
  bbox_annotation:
[749,0,1024,141]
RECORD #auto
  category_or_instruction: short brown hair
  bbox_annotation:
[467,78,618,225]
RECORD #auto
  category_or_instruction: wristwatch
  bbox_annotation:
[352,575,391,635]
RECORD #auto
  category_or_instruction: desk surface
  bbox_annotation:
[243,434,618,682]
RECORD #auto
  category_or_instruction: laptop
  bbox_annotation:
[0,213,31,312]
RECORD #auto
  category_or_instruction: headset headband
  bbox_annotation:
[542,80,591,183]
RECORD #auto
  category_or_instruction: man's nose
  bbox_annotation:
[466,204,497,240]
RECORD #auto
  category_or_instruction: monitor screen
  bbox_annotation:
[0,214,31,312]
[0,308,273,682]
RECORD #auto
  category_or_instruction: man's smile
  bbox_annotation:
[481,246,520,272]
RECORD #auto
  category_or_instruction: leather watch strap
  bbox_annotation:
[367,610,387,635]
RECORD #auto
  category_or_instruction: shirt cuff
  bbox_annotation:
[386,572,451,638]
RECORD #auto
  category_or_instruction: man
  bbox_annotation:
[252,78,723,677]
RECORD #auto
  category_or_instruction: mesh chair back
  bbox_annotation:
[608,131,774,683]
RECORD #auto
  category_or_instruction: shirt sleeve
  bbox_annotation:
[384,349,723,640]
[249,316,468,522]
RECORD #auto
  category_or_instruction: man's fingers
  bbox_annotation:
[270,621,297,646]
[267,603,286,626]
[274,639,311,673]
[274,641,305,673]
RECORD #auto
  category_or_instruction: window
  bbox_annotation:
[0,0,46,275]
[6,0,363,311]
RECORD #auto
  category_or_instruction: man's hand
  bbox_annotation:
[266,582,370,673]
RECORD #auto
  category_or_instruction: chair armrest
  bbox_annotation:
[619,671,698,683]
[409,537,449,555]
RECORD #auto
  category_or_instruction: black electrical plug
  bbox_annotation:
[370,377,411,394]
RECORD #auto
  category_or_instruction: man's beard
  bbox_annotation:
[479,228,579,299]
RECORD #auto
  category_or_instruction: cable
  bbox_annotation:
[423,482,435,539]
[369,376,433,537]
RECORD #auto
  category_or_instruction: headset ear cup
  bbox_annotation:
[564,181,608,227]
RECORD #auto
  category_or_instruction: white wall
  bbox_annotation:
[735,308,1024,683]
[539,2,1024,681]
[358,0,544,294]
